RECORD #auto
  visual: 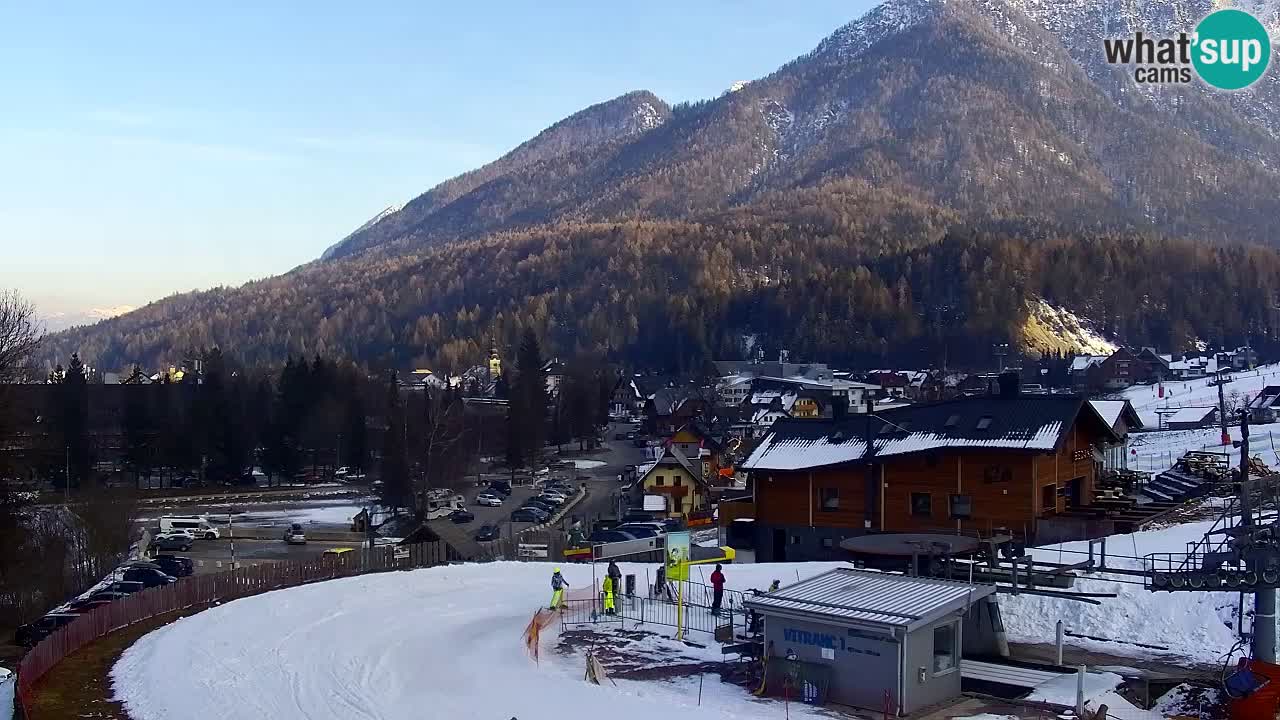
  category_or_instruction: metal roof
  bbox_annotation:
[743,568,995,631]
[742,394,1114,471]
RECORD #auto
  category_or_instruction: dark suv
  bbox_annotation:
[153,554,194,577]
[121,566,176,588]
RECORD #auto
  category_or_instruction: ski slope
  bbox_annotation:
[1122,364,1280,428]
[112,562,844,720]
[1128,421,1280,475]
[112,519,1254,719]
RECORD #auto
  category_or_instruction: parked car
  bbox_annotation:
[586,530,637,544]
[87,590,131,603]
[476,492,503,507]
[510,507,549,524]
[153,554,194,577]
[487,481,512,497]
[632,437,647,448]
[615,525,660,538]
[15,612,81,647]
[475,524,501,541]
[104,580,145,595]
[535,494,566,507]
[121,566,176,588]
[522,498,557,513]
[66,597,114,612]
[450,509,475,524]
[151,533,193,552]
[283,523,306,544]
[614,432,628,440]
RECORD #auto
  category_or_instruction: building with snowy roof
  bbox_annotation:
[744,568,1000,715]
[736,375,1118,559]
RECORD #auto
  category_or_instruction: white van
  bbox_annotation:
[424,495,465,521]
[159,516,220,539]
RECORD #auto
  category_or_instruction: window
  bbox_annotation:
[911,492,932,517]
[933,623,957,674]
[820,487,839,511]
[822,537,834,549]
[975,416,993,430]
[674,476,683,486]
[1042,484,1057,511]
[791,535,802,545]
[949,494,972,519]
[656,475,665,486]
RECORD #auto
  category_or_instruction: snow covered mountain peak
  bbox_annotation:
[320,202,405,261]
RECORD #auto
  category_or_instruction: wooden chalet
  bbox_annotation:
[736,376,1118,561]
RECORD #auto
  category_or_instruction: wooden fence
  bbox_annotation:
[15,541,450,718]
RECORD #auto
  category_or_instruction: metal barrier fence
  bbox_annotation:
[15,541,450,718]
[559,581,740,639]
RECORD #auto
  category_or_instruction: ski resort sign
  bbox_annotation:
[1103,8,1271,90]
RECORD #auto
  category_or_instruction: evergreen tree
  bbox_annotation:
[122,373,153,487]
[379,372,412,512]
[54,353,92,489]
[513,329,548,466]
[342,375,369,474]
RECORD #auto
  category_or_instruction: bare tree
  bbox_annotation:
[0,289,43,384]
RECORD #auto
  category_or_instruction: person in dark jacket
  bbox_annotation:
[607,561,623,600]
[710,564,726,615]
[550,568,569,609]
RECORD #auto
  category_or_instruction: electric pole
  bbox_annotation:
[1219,373,1231,446]
[1241,412,1277,662]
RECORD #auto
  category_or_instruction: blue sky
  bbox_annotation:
[0,1,874,321]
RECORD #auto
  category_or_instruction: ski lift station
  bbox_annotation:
[744,568,1001,715]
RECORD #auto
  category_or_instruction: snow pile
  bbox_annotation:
[0,667,12,720]
[112,561,843,720]
[572,460,606,470]
[1003,520,1247,665]
[1029,669,1159,719]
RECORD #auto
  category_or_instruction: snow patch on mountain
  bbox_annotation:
[633,102,666,131]
[1022,298,1118,356]
[320,202,406,261]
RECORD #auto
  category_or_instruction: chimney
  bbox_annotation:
[832,394,848,421]
[998,371,1020,398]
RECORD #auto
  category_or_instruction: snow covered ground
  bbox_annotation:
[1128,422,1280,475]
[0,667,12,720]
[109,507,1255,719]
[113,562,844,720]
[1121,364,1280,428]
[1003,518,1247,667]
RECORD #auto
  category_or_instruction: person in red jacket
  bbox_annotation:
[710,564,726,616]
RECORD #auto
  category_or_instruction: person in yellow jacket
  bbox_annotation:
[602,574,616,615]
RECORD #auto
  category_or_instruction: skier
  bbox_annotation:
[710,563,726,615]
[607,561,622,599]
[602,574,616,615]
[550,567,569,610]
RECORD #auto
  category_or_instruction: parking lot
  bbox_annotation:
[178,537,359,574]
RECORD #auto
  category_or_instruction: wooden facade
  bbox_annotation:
[752,415,1099,541]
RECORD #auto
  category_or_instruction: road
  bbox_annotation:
[177,537,357,574]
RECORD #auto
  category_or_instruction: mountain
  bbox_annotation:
[324,91,671,260]
[41,305,137,333]
[41,0,1280,372]
[320,203,405,261]
[319,0,1280,263]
